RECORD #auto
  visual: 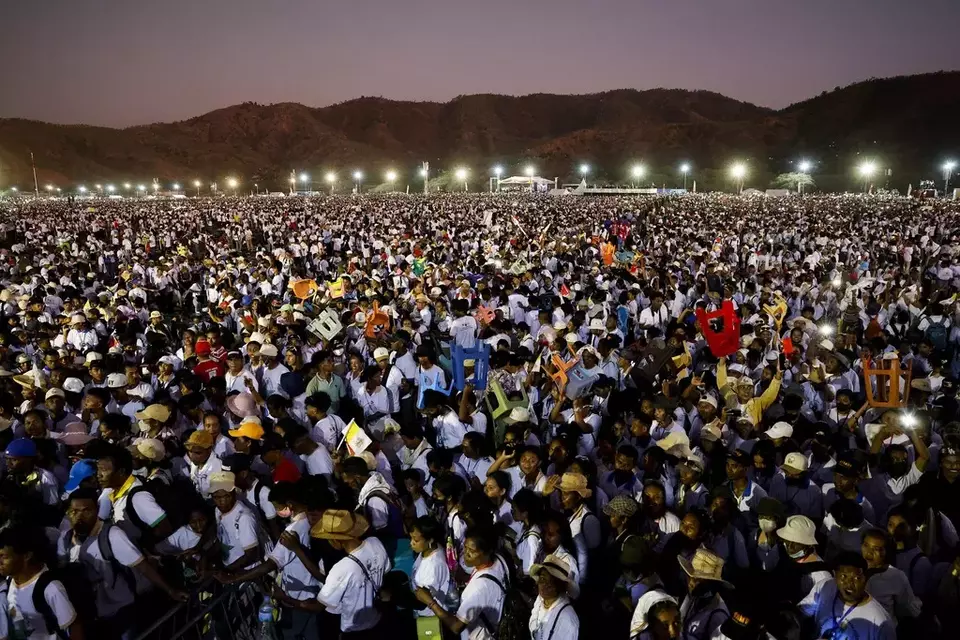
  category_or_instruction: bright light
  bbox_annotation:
[45,185,53,192]
[193,180,201,188]
[730,163,747,180]
[832,277,842,287]
[10,187,17,192]
[95,184,102,190]
[170,183,179,191]
[945,161,957,172]
[631,165,646,179]
[78,186,87,194]
[152,183,159,191]
[419,168,427,177]
[680,163,691,174]
[325,172,336,183]
[579,164,590,175]
[455,168,468,181]
[901,413,918,430]
[493,166,503,177]
[123,183,131,190]
[299,173,309,183]
[819,325,834,336]
[858,161,877,178]
[106,184,116,193]
[524,166,536,177]
[353,171,363,181]
[227,178,239,189]
[137,184,146,191]
[385,170,398,182]
[798,160,812,173]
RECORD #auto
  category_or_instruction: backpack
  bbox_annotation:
[92,523,138,598]
[124,475,195,544]
[477,556,532,640]
[12,567,97,640]
[925,317,949,352]
[360,490,406,539]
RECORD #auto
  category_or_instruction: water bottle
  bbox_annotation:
[257,599,279,640]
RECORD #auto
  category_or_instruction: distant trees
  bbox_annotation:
[772,172,815,192]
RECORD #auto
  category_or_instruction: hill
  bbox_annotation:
[2,72,959,192]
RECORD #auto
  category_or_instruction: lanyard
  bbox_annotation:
[110,475,137,504]
[832,593,864,630]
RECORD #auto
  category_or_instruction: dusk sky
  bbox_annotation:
[2,0,958,128]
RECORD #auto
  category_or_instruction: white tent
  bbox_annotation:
[498,176,554,188]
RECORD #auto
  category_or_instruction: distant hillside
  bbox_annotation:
[2,72,959,192]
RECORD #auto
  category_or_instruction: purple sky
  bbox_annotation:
[2,0,958,128]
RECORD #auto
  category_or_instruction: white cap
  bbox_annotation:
[505,406,531,424]
[373,347,390,361]
[247,332,266,344]
[63,378,84,394]
[85,352,103,364]
[766,421,794,440]
[782,451,809,473]
[45,388,66,400]
[107,373,128,388]
[698,394,718,409]
[259,344,279,358]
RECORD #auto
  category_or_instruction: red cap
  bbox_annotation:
[194,339,211,355]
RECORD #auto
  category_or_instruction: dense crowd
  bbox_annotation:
[0,191,959,640]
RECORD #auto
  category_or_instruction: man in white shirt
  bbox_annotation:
[182,430,224,499]
[638,292,671,337]
[293,510,391,635]
[210,471,264,574]
[258,344,290,398]
[287,423,335,478]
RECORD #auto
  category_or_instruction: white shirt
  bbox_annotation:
[317,537,391,632]
[311,414,346,452]
[58,525,143,617]
[216,501,261,569]
[260,363,290,398]
[450,316,479,348]
[106,477,167,532]
[268,514,323,601]
[456,558,509,640]
[301,445,334,478]
[184,455,224,499]
[412,549,458,617]
[6,569,77,640]
[529,595,578,640]
[433,410,467,450]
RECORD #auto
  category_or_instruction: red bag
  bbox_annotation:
[695,300,741,358]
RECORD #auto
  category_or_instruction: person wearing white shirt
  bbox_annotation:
[211,472,264,574]
[258,345,290,398]
[528,555,580,640]
[288,424,335,479]
[410,517,459,619]
[449,303,479,348]
[305,394,345,453]
[637,293,671,336]
[296,511,391,635]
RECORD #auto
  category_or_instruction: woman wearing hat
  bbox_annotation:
[545,471,601,588]
[529,554,580,640]
[678,548,732,640]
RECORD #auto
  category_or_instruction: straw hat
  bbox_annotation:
[310,509,370,540]
[677,548,733,589]
[529,554,575,592]
[558,472,593,498]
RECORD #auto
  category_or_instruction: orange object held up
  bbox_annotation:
[862,355,912,408]
[364,302,391,339]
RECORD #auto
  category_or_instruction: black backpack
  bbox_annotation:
[476,556,532,640]
[124,475,195,544]
[10,567,96,640]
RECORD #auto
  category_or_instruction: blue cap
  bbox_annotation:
[241,295,253,306]
[5,437,37,458]
[65,458,97,492]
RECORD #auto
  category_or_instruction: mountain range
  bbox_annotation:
[1,71,958,192]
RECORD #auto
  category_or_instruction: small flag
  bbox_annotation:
[327,279,344,299]
[342,420,373,456]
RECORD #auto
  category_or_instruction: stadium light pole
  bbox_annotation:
[299,173,309,194]
[944,160,957,194]
[137,184,146,194]
[123,183,131,191]
[325,172,336,194]
[353,171,364,193]
[680,163,691,190]
[858,161,877,193]
[106,184,116,193]
[730,163,747,194]
[227,178,239,196]
[580,164,590,185]
[385,170,398,192]
[171,183,179,193]
[455,168,469,192]
[492,166,503,192]
[193,180,201,197]
[798,160,812,194]
[78,186,87,194]
[631,165,646,188]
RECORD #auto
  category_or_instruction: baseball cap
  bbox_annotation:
[228,419,265,440]
[194,339,212,355]
[185,430,215,450]
[728,449,751,466]
[63,378,84,394]
[259,344,278,358]
[65,459,97,492]
[221,453,253,473]
[106,373,128,389]
[208,471,236,494]
[84,352,103,365]
[135,404,171,423]
[373,347,390,361]
[700,424,722,442]
[5,438,37,458]
[45,388,66,400]
[765,422,793,440]
[132,438,166,462]
[782,452,809,473]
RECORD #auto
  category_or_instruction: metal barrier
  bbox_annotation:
[133,581,262,640]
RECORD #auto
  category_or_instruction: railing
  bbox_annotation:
[133,581,261,640]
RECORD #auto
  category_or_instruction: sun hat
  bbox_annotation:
[64,459,97,492]
[558,472,593,498]
[226,393,259,418]
[135,404,171,423]
[310,509,371,540]
[603,495,639,519]
[130,438,166,462]
[782,452,809,473]
[777,515,818,547]
[185,430,214,450]
[247,332,266,344]
[53,421,94,446]
[530,554,575,592]
[208,471,236,494]
[149,311,162,319]
[678,548,734,589]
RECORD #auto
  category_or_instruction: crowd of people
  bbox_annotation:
[0,191,958,640]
